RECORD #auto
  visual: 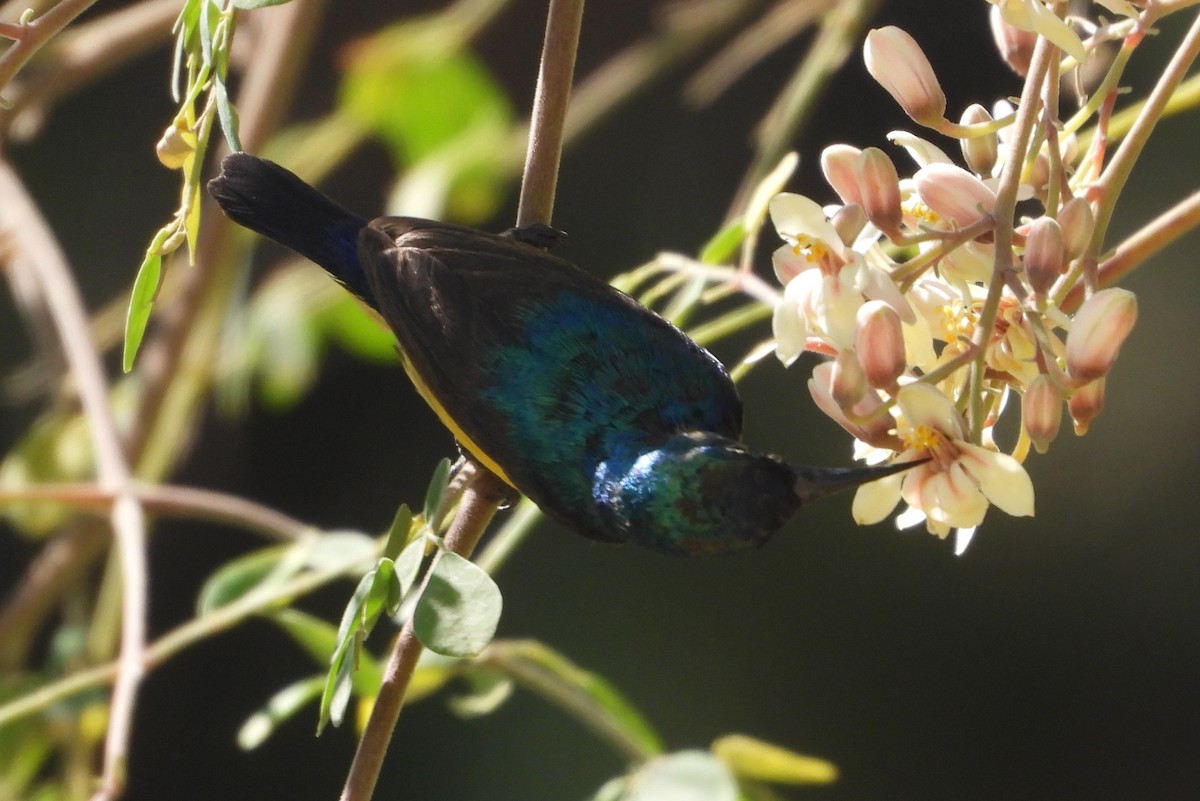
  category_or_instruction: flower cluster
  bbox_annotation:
[769,4,1145,553]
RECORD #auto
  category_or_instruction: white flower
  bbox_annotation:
[853,383,1034,552]
[770,193,912,359]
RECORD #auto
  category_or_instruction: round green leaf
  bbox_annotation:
[412,552,501,657]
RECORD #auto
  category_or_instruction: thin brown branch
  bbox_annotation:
[338,468,507,801]
[515,0,585,227]
[0,0,180,139]
[0,0,103,95]
[0,481,315,541]
[0,157,148,801]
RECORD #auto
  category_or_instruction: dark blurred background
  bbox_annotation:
[2,1,1198,799]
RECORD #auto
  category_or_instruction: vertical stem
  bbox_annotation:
[967,36,1054,441]
[0,159,148,801]
[516,0,585,228]
[338,0,585,797]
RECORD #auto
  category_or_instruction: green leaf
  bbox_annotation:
[699,219,746,265]
[232,0,293,7]
[269,608,380,692]
[393,537,427,602]
[447,666,512,718]
[710,734,837,785]
[412,552,501,658]
[318,557,403,732]
[423,457,453,524]
[317,292,396,362]
[341,44,511,164]
[237,675,325,750]
[195,544,288,614]
[302,529,377,572]
[123,227,171,372]
[496,641,663,757]
[214,73,241,153]
[624,752,738,801]
[382,503,414,561]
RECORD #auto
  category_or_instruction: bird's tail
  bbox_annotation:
[207,153,374,303]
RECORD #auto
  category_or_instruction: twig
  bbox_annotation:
[340,1,584,797]
[1088,8,1200,255]
[967,35,1054,441]
[0,158,148,801]
[338,470,508,801]
[0,0,103,95]
[515,0,585,227]
[127,0,330,472]
[0,0,179,138]
[0,481,315,541]
[1062,188,1200,312]
[0,541,377,731]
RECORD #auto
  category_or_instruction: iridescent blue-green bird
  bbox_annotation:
[208,153,913,556]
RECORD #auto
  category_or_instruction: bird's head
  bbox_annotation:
[592,432,916,557]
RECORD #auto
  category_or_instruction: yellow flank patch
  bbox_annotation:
[395,349,515,488]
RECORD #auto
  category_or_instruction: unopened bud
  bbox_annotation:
[1028,151,1051,199]
[913,163,996,227]
[959,104,998,176]
[1065,288,1138,382]
[864,27,947,128]
[829,350,868,409]
[821,145,864,207]
[1023,217,1065,296]
[989,4,1037,76]
[830,204,868,248]
[856,148,903,238]
[1022,374,1062,453]
[809,362,901,449]
[156,120,196,170]
[1057,197,1095,260]
[855,301,906,392]
[1068,377,1105,435]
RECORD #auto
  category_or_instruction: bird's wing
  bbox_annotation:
[357,217,743,541]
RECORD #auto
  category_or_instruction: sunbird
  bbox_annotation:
[208,153,914,556]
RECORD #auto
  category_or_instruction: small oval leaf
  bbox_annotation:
[412,552,501,657]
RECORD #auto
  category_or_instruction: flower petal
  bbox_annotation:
[852,471,904,524]
[896,382,968,440]
[772,295,809,367]
[958,443,1035,517]
[769,193,840,245]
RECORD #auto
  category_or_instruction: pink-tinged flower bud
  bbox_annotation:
[1065,288,1138,382]
[1057,196,1095,260]
[821,144,864,206]
[809,362,902,450]
[1023,216,1065,296]
[1028,151,1051,199]
[831,203,868,248]
[855,301,906,392]
[959,104,998,176]
[863,27,947,128]
[829,349,867,409]
[1022,374,1062,453]
[913,163,996,228]
[1068,377,1105,435]
[989,4,1037,76]
[856,148,903,238]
